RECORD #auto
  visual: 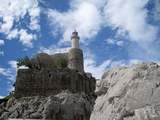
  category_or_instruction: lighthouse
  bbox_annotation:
[68,30,84,73]
[71,30,80,48]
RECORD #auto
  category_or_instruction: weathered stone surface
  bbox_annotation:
[91,62,160,120]
[0,91,95,120]
[30,53,68,69]
[15,68,96,98]
[68,48,84,73]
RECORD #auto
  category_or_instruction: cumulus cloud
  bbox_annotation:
[0,51,4,56]
[0,60,17,81]
[7,28,37,47]
[47,0,158,45]
[105,38,124,46]
[0,16,14,34]
[84,49,143,78]
[84,58,126,79]
[104,0,158,43]
[155,0,160,21]
[39,45,70,55]
[0,60,17,92]
[84,57,111,79]
[0,66,15,91]
[0,68,6,75]
[47,0,102,44]
[19,29,37,47]
[0,96,4,99]
[0,0,40,47]
[0,40,4,46]
[0,67,14,81]
[8,61,17,70]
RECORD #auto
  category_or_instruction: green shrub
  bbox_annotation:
[17,56,32,68]
[56,57,68,68]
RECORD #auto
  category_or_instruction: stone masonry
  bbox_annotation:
[15,68,96,98]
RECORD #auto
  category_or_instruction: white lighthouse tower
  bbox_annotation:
[68,30,84,73]
[71,30,80,48]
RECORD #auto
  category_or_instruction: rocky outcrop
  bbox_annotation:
[0,91,96,120]
[91,62,160,120]
[15,68,96,98]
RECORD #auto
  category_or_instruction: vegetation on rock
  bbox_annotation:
[17,56,32,68]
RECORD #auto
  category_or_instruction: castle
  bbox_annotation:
[14,31,96,98]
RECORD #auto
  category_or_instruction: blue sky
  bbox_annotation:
[0,0,160,97]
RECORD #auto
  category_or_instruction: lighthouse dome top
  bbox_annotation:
[71,30,80,39]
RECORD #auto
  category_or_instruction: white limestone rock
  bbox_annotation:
[91,62,160,120]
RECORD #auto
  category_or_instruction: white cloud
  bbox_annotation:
[155,0,160,21]
[8,60,17,70]
[0,51,4,56]
[106,38,115,44]
[47,0,102,44]
[104,0,158,43]
[0,40,4,46]
[0,67,13,81]
[0,67,6,75]
[19,29,36,47]
[7,29,18,39]
[0,60,17,93]
[0,0,40,47]
[28,5,40,31]
[105,38,124,46]
[109,60,127,68]
[47,0,158,45]
[0,16,14,34]
[84,58,111,79]
[18,65,29,69]
[39,45,70,55]
[129,59,142,65]
[116,41,124,46]
[0,96,4,99]
[29,17,40,31]
[84,50,143,78]
[84,54,126,79]
[83,49,111,79]
[7,28,37,47]
[109,59,143,68]
[0,60,17,81]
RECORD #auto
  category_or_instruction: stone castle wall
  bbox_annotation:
[15,68,96,98]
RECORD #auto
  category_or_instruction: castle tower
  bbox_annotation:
[68,30,84,73]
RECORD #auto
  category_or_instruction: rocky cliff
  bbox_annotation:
[90,62,160,120]
[0,91,96,120]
